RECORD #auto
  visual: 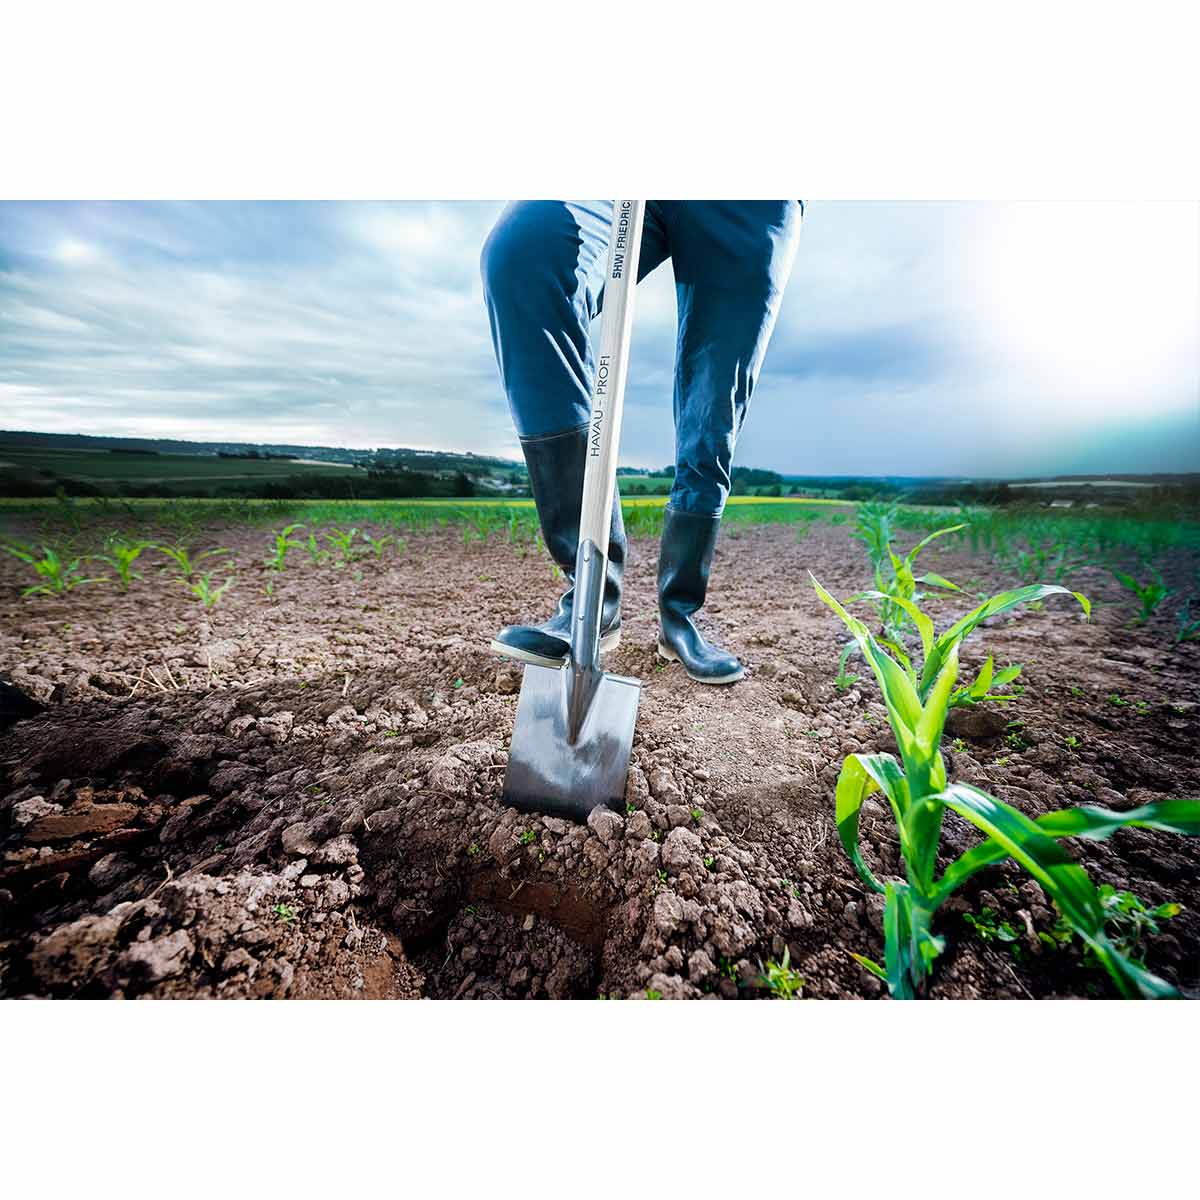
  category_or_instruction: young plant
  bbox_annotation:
[833,642,861,693]
[1174,598,1200,644]
[1,541,109,597]
[323,527,360,564]
[962,906,1021,948]
[852,523,965,645]
[187,571,234,609]
[154,541,231,581]
[757,947,804,999]
[1092,886,1180,968]
[305,531,327,565]
[812,573,1200,999]
[264,523,306,571]
[852,500,899,571]
[362,532,394,559]
[94,532,153,591]
[1112,566,1171,625]
[850,577,1086,713]
[935,652,1023,711]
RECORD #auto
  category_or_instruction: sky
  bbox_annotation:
[1,200,1197,478]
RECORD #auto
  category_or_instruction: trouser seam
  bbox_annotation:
[518,422,589,446]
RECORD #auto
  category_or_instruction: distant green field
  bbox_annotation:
[0,444,356,483]
[0,494,856,544]
[0,494,853,512]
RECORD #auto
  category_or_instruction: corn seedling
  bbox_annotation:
[187,571,234,609]
[852,500,899,569]
[362,532,394,559]
[153,541,231,581]
[852,522,965,644]
[833,642,861,693]
[1112,566,1171,625]
[323,527,360,564]
[946,655,1024,710]
[1090,886,1180,968]
[1,541,109,597]
[1006,541,1089,587]
[264,523,306,570]
[812,573,1200,999]
[757,947,804,999]
[94,532,153,591]
[962,906,1021,948]
[847,575,1083,712]
[305,531,327,565]
[1173,598,1200,644]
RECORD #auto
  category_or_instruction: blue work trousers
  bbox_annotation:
[481,200,802,516]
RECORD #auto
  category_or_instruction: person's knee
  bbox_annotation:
[480,209,522,308]
[481,202,577,316]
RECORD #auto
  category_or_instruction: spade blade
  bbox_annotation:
[502,662,640,822]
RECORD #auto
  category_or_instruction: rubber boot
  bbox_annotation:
[490,425,625,668]
[656,507,744,684]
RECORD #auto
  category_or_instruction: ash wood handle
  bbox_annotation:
[577,200,645,556]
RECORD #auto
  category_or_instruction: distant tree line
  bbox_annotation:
[0,470,478,500]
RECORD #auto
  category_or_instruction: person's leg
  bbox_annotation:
[655,200,803,683]
[480,201,669,666]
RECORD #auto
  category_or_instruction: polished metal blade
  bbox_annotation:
[502,662,640,822]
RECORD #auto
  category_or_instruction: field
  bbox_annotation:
[0,445,360,485]
[1,495,1198,999]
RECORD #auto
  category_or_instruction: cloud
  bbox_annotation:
[0,200,1196,476]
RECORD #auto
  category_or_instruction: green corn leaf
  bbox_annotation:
[856,590,934,662]
[920,585,1090,695]
[1036,798,1200,840]
[969,655,995,700]
[936,798,1200,902]
[878,635,917,686]
[813,575,923,734]
[906,523,967,563]
[915,646,959,759]
[921,782,1097,922]
[993,664,1022,686]
[914,571,961,592]
[928,784,1180,998]
[834,753,909,893]
[850,952,887,981]
[883,882,917,1000]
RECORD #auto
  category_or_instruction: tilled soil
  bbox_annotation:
[2,517,1198,999]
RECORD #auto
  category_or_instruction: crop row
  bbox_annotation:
[809,506,1200,999]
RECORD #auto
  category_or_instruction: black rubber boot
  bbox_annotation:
[491,424,625,668]
[656,507,744,684]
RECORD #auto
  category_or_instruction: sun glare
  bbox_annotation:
[54,238,97,264]
[962,202,1198,416]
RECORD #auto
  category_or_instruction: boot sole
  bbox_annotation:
[656,640,745,685]
[489,629,621,670]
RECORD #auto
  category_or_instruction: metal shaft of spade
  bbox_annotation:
[566,200,646,742]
